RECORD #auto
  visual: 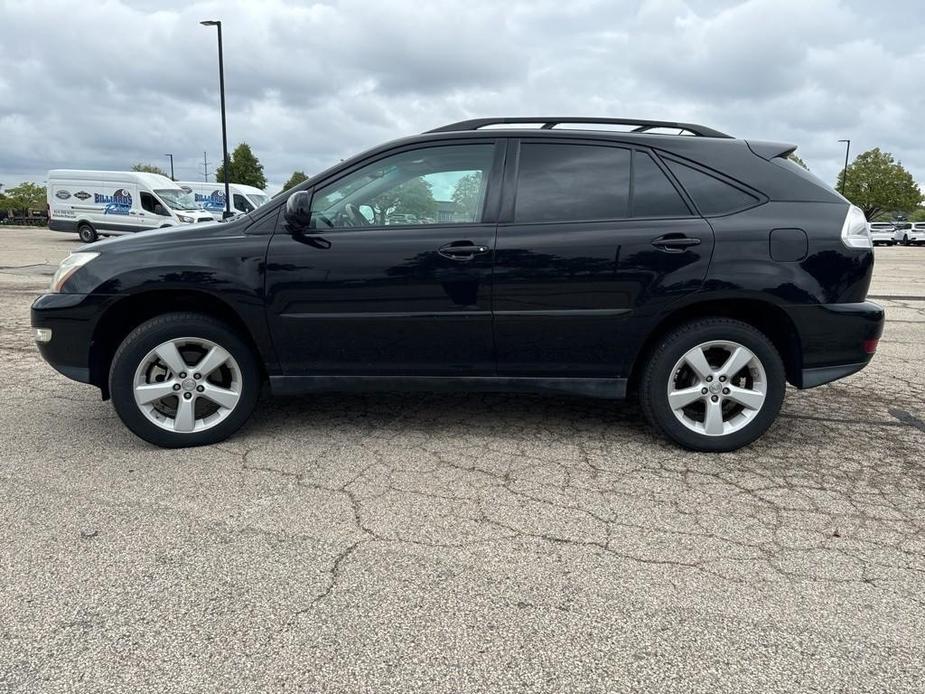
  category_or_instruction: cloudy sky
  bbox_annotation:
[1,0,923,193]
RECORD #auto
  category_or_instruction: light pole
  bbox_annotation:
[164,153,175,181]
[200,19,232,219]
[838,139,851,196]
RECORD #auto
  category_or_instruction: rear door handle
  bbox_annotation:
[438,241,490,260]
[651,235,702,252]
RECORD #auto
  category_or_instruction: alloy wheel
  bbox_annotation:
[132,337,242,433]
[666,340,768,437]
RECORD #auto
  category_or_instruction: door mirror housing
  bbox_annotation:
[154,204,169,216]
[285,191,313,230]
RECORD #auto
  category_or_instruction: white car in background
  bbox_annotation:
[894,222,925,245]
[868,222,896,246]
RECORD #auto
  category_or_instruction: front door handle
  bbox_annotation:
[651,234,702,253]
[438,241,490,260]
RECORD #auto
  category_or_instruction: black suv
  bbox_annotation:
[32,117,884,451]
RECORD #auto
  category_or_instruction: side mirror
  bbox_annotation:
[285,191,313,230]
[154,204,169,216]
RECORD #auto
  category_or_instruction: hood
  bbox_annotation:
[77,218,232,252]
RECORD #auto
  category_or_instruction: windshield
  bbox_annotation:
[248,193,268,207]
[155,188,197,211]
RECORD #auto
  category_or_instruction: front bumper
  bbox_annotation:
[31,293,109,385]
[789,301,885,388]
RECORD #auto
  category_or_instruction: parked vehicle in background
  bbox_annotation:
[33,117,884,452]
[177,182,269,220]
[895,222,925,245]
[868,222,896,246]
[47,171,214,243]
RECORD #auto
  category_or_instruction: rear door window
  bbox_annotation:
[632,152,691,218]
[514,143,630,223]
[664,159,759,216]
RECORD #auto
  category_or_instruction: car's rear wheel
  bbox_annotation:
[639,318,786,452]
[78,223,97,243]
[109,313,260,448]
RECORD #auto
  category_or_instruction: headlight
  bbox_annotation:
[177,214,194,223]
[840,205,872,249]
[49,252,99,293]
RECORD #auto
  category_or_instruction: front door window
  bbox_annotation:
[309,144,495,230]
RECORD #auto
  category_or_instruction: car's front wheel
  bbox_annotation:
[640,318,786,452]
[109,313,260,448]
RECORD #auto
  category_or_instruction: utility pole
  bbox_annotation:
[200,19,232,219]
[202,152,210,182]
[838,139,851,195]
[164,153,175,180]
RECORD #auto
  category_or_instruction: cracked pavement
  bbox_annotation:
[1,228,924,693]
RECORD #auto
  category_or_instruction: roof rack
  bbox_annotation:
[427,117,732,139]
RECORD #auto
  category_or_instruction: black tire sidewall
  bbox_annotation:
[78,224,97,243]
[109,314,260,448]
[641,320,786,452]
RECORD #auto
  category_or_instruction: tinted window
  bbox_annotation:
[515,143,630,223]
[140,192,157,214]
[311,144,495,229]
[665,159,758,215]
[233,194,254,213]
[632,152,690,217]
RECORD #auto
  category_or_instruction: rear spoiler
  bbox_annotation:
[746,140,798,161]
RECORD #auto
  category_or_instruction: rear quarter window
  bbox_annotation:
[664,158,759,216]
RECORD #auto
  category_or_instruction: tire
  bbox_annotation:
[903,234,910,246]
[639,318,786,452]
[109,312,261,448]
[78,223,98,243]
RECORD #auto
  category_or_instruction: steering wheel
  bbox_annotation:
[313,212,335,229]
[344,203,371,227]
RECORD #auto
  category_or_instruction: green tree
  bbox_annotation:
[451,173,483,219]
[131,163,168,176]
[0,182,46,216]
[281,170,308,193]
[837,148,922,220]
[370,177,436,224]
[789,154,809,170]
[907,207,925,222]
[215,143,267,189]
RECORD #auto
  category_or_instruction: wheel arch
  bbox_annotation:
[89,289,266,399]
[627,297,802,392]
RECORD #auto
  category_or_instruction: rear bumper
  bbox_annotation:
[48,219,78,233]
[789,301,884,388]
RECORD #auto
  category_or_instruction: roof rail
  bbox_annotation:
[427,117,732,139]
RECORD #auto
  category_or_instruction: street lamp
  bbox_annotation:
[164,153,175,181]
[200,19,232,219]
[838,139,851,196]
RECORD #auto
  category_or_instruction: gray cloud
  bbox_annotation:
[1,0,924,192]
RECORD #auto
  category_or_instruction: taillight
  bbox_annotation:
[841,205,872,249]
[863,338,879,354]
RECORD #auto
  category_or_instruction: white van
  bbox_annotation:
[47,170,214,243]
[176,181,269,220]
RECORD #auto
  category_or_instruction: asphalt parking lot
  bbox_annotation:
[1,227,924,693]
